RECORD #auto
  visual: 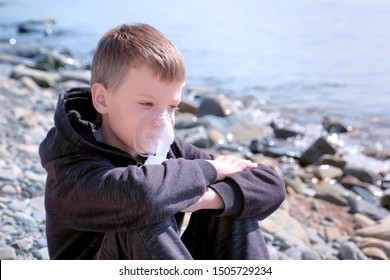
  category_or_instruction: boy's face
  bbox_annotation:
[93,65,183,159]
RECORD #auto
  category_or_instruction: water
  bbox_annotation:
[1,0,389,166]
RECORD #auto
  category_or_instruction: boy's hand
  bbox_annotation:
[206,155,258,182]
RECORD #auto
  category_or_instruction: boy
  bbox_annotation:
[39,23,286,259]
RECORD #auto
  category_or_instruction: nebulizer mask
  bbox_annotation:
[134,106,174,165]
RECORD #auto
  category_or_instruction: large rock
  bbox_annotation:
[300,137,336,166]
[353,213,376,228]
[361,247,388,260]
[354,223,390,241]
[346,195,390,221]
[322,116,352,133]
[314,182,354,206]
[197,96,236,117]
[270,119,304,139]
[10,64,60,87]
[313,164,343,180]
[174,125,210,148]
[352,236,390,257]
[0,52,36,68]
[343,167,382,185]
[60,70,90,84]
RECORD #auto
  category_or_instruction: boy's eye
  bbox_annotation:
[140,102,154,108]
[168,106,180,113]
[139,103,179,113]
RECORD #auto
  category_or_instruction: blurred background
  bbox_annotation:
[0,0,389,260]
[2,0,390,120]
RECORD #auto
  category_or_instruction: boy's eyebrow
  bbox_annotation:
[138,92,181,104]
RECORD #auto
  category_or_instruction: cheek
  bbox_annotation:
[109,106,138,135]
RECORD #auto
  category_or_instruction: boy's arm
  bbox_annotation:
[174,140,286,220]
[183,163,286,220]
[46,154,217,232]
[182,155,258,213]
[182,187,224,213]
[209,164,286,220]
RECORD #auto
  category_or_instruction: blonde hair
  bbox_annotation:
[91,23,186,90]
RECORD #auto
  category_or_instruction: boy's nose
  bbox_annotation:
[151,116,170,129]
[151,119,160,129]
[149,106,171,129]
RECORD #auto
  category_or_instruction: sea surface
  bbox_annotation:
[1,0,389,169]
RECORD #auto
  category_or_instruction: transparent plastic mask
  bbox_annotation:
[134,106,174,165]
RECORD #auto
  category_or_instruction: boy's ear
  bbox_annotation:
[91,83,109,114]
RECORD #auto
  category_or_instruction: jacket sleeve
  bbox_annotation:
[46,154,216,232]
[210,165,286,220]
[172,139,286,220]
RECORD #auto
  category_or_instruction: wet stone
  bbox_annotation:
[0,244,17,260]
[300,137,337,166]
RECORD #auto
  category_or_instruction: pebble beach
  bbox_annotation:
[1,23,390,260]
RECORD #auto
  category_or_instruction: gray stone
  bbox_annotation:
[270,119,304,139]
[36,238,47,249]
[283,247,305,260]
[0,244,17,260]
[353,213,376,228]
[197,96,236,118]
[314,182,354,206]
[11,64,60,87]
[1,225,18,235]
[343,167,382,185]
[351,186,381,206]
[352,236,390,256]
[13,212,36,227]
[175,125,210,148]
[20,75,40,92]
[338,241,368,260]
[314,164,343,180]
[322,116,352,133]
[24,170,46,183]
[319,154,347,169]
[346,195,390,221]
[32,210,46,222]
[0,52,36,67]
[301,249,321,260]
[60,69,91,84]
[8,200,29,212]
[0,185,17,195]
[381,188,390,208]
[177,100,198,115]
[354,223,390,241]
[312,243,338,259]
[174,113,199,129]
[29,196,45,211]
[38,247,49,260]
[300,137,337,166]
[0,168,18,181]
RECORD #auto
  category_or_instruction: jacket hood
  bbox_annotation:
[39,87,134,168]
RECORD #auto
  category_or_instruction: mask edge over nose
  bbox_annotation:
[134,105,175,164]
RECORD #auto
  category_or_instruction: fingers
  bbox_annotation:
[238,159,258,170]
[215,154,258,170]
[214,155,236,163]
